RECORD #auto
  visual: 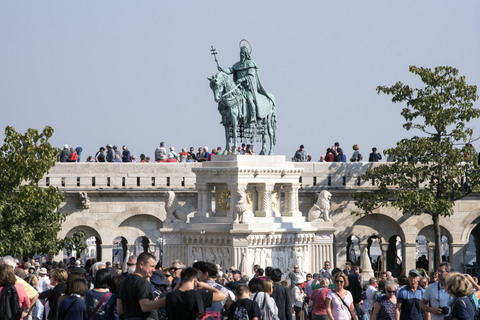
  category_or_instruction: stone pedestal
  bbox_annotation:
[159,155,335,275]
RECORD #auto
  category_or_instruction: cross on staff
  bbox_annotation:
[211,46,220,69]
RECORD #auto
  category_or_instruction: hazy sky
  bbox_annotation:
[2,1,480,161]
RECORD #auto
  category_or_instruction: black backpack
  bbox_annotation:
[0,284,22,320]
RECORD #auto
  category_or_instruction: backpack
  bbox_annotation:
[194,291,219,320]
[358,153,363,161]
[0,284,22,320]
[254,293,274,320]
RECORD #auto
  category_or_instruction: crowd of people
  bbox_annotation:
[293,143,384,163]
[1,254,479,320]
[58,142,257,164]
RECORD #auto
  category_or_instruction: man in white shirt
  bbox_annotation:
[366,277,378,316]
[319,261,333,278]
[37,268,50,293]
[420,262,453,320]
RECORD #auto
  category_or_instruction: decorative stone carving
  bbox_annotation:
[217,189,230,211]
[233,187,247,224]
[308,190,332,222]
[164,191,188,223]
[245,189,253,211]
[271,190,280,213]
[191,246,231,268]
[77,192,90,209]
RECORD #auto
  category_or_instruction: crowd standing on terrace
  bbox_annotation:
[1,253,480,320]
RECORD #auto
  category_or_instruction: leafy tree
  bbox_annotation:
[353,66,480,269]
[0,126,66,257]
[63,229,88,259]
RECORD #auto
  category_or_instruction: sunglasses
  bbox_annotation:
[387,290,396,294]
[127,263,135,266]
[171,267,179,271]
[165,274,172,278]
[336,280,344,283]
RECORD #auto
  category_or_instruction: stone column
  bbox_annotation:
[282,185,293,216]
[427,242,435,273]
[404,243,417,274]
[381,243,389,273]
[255,184,273,217]
[451,243,467,273]
[196,184,207,217]
[227,184,239,219]
[101,244,113,263]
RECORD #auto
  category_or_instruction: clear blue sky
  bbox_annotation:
[2,1,480,161]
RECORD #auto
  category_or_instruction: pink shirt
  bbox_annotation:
[0,283,31,310]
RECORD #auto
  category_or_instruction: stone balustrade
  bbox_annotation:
[42,161,382,190]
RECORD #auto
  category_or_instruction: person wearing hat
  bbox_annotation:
[151,271,169,320]
[106,144,115,162]
[226,270,243,291]
[38,267,50,293]
[395,269,425,320]
[294,145,308,162]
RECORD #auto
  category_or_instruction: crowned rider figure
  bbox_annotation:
[217,44,275,127]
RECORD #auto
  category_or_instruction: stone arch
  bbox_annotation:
[62,225,103,261]
[59,217,105,240]
[418,225,453,244]
[114,214,163,246]
[345,214,405,245]
[459,207,480,242]
[112,206,166,230]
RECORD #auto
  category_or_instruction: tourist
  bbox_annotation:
[188,147,197,161]
[122,145,131,162]
[85,269,118,320]
[57,278,88,320]
[309,278,331,320]
[332,142,344,162]
[196,147,205,162]
[350,144,362,162]
[319,261,333,277]
[287,265,305,288]
[58,272,87,307]
[76,146,83,162]
[369,147,382,162]
[166,267,225,320]
[371,280,396,320]
[168,146,178,160]
[155,142,167,162]
[198,262,231,317]
[395,269,424,320]
[270,268,292,320]
[354,266,363,284]
[420,262,453,320]
[366,277,379,316]
[106,144,115,162]
[325,149,334,162]
[304,273,316,297]
[86,155,95,162]
[228,284,260,320]
[38,267,50,293]
[226,270,243,291]
[139,154,146,162]
[39,268,68,320]
[113,145,121,158]
[60,144,71,162]
[95,147,106,162]
[67,147,78,162]
[131,155,137,163]
[117,252,166,319]
[28,274,45,320]
[291,281,306,320]
[326,272,358,320]
[294,144,308,162]
[113,154,122,162]
[170,260,185,291]
[248,278,279,320]
[445,272,475,320]
[186,154,194,162]
[208,148,217,161]
[178,148,189,162]
[0,264,30,319]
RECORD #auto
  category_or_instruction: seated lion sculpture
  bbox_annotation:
[308,190,332,222]
[164,191,188,223]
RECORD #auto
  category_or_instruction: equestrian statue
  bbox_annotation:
[208,40,277,155]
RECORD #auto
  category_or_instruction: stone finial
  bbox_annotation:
[77,192,90,209]
[308,190,332,222]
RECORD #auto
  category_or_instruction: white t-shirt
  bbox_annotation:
[327,290,353,320]
[422,282,453,320]
[366,285,378,312]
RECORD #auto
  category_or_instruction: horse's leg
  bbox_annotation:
[268,112,275,155]
[232,119,238,155]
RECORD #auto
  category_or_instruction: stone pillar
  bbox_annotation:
[381,243,388,273]
[451,243,467,273]
[255,184,273,217]
[196,184,207,217]
[427,242,435,273]
[404,243,417,274]
[101,244,113,263]
[283,185,293,216]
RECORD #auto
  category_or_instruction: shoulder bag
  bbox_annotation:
[88,292,111,320]
[333,290,354,320]
[307,288,323,320]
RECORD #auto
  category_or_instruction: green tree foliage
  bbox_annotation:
[0,126,66,256]
[63,229,88,258]
[353,66,480,269]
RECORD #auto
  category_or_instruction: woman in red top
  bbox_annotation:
[309,278,331,320]
[325,149,334,162]
[0,264,30,318]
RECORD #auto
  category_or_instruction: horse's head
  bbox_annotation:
[208,72,226,103]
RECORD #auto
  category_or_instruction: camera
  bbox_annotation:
[440,306,449,315]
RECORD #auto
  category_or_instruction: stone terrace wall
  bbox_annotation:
[43,162,381,190]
